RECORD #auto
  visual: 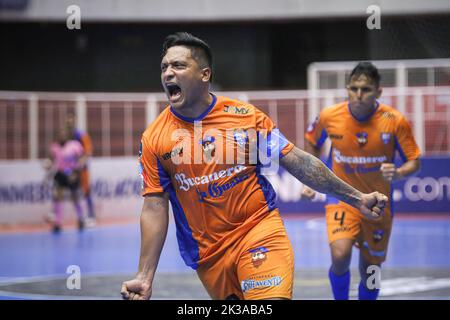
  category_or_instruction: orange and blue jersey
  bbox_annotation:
[305,101,421,212]
[139,94,294,270]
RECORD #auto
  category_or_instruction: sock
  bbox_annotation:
[358,281,380,300]
[86,195,95,218]
[329,268,350,300]
[53,201,62,226]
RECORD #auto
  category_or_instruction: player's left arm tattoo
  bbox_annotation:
[280,147,363,208]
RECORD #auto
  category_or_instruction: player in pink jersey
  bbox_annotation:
[121,33,388,300]
[48,127,86,233]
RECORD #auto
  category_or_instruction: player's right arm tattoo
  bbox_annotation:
[280,147,363,207]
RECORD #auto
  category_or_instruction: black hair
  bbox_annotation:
[162,32,213,81]
[349,61,381,87]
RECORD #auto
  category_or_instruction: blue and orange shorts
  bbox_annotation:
[196,210,294,300]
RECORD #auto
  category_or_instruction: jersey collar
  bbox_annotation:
[170,93,217,123]
[348,101,380,122]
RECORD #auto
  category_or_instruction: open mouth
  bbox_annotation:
[166,83,182,101]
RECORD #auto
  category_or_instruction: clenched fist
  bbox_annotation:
[121,278,152,300]
[359,192,388,220]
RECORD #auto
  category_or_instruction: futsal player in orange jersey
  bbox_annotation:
[303,62,421,299]
[121,33,388,300]
[66,113,96,226]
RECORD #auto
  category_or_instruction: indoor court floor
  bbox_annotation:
[1,214,449,300]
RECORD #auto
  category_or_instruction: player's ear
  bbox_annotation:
[201,67,212,83]
[376,87,382,99]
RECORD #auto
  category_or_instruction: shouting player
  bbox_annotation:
[121,33,388,300]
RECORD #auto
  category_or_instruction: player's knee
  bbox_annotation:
[331,244,352,265]
[53,188,62,200]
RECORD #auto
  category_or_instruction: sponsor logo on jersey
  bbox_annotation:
[332,226,352,234]
[174,165,247,191]
[162,146,183,161]
[223,105,250,114]
[381,132,391,144]
[195,173,250,202]
[333,149,388,164]
[207,174,249,198]
[241,276,282,293]
[344,164,381,174]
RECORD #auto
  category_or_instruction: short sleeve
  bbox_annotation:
[394,116,421,162]
[139,135,170,196]
[255,107,294,159]
[305,113,328,148]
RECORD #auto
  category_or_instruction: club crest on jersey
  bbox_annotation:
[233,129,248,147]
[200,135,216,161]
[249,246,268,268]
[381,132,391,144]
[373,230,384,243]
[356,132,368,146]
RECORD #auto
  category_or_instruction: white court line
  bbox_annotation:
[0,272,135,300]
[350,277,450,297]
[0,290,118,300]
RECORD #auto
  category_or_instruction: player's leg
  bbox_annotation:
[52,187,64,233]
[236,211,294,300]
[358,251,381,300]
[197,211,293,300]
[330,239,353,274]
[68,171,85,231]
[326,203,362,300]
[196,252,243,300]
[52,172,66,233]
[357,213,393,300]
[328,239,353,300]
[81,169,96,223]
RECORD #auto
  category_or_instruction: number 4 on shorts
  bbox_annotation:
[334,211,346,226]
